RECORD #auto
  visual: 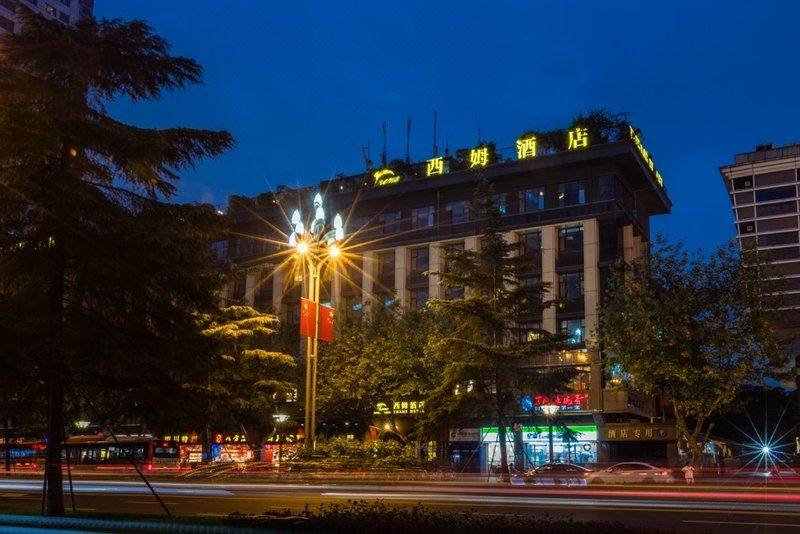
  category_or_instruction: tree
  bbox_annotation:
[317,305,448,442]
[0,11,233,515]
[599,238,787,467]
[422,178,572,477]
[196,305,297,450]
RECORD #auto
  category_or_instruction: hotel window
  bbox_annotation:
[598,175,616,201]
[560,318,585,345]
[378,251,395,277]
[212,240,228,260]
[379,210,401,234]
[558,180,586,206]
[559,225,583,253]
[493,193,507,215]
[519,187,545,212]
[755,185,796,203]
[520,321,543,343]
[559,272,584,300]
[44,2,56,15]
[410,247,429,274]
[410,289,429,310]
[444,200,469,224]
[521,231,542,255]
[758,231,799,247]
[411,205,435,228]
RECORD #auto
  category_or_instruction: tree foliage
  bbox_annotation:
[599,237,787,466]
[422,178,572,475]
[0,10,233,514]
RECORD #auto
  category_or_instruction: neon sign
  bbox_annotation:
[516,136,537,159]
[373,169,401,186]
[426,156,446,176]
[373,399,425,415]
[629,125,664,187]
[469,147,489,168]
[567,127,589,149]
[534,393,589,410]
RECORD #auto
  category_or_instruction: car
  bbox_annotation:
[586,462,676,484]
[518,462,593,486]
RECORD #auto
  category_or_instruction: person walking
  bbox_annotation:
[681,463,695,484]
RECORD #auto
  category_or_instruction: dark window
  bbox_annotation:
[738,222,756,234]
[212,240,228,260]
[598,175,616,201]
[559,272,584,300]
[58,10,69,23]
[732,176,753,190]
[769,247,800,261]
[519,187,544,212]
[409,289,428,310]
[378,251,395,276]
[758,232,799,247]
[559,225,583,253]
[444,201,469,224]
[410,247,429,274]
[521,231,541,255]
[558,180,586,206]
[755,186,796,203]
[411,206,434,228]
[379,210,401,234]
[756,201,797,218]
[44,3,55,15]
[493,193,507,215]
[0,14,12,31]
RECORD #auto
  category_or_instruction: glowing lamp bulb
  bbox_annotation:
[329,244,340,257]
[762,445,771,454]
[297,242,309,254]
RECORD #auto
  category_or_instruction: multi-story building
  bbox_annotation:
[0,0,93,34]
[220,123,674,469]
[720,142,800,390]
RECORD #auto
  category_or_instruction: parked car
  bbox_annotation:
[517,462,593,486]
[586,462,676,484]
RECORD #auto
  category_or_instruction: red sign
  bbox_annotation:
[299,297,316,338]
[318,303,334,342]
[534,393,589,409]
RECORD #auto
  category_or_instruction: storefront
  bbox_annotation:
[597,422,678,466]
[480,424,598,472]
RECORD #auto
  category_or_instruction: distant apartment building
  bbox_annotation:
[720,142,800,389]
[0,0,93,33]
[219,123,674,469]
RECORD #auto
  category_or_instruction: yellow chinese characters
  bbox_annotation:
[516,136,537,159]
[426,157,445,176]
[470,147,489,168]
[568,127,589,150]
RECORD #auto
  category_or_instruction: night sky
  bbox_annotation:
[95,1,800,253]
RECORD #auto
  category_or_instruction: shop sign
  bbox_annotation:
[533,393,589,411]
[162,434,198,444]
[213,432,248,444]
[448,428,480,442]
[602,423,675,442]
[426,156,446,176]
[629,125,664,187]
[373,168,401,186]
[373,399,425,415]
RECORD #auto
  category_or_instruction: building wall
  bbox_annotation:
[0,0,93,34]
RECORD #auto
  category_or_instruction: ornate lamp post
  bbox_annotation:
[288,193,344,449]
[540,404,559,463]
[272,413,289,465]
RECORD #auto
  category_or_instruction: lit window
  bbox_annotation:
[44,3,56,15]
[444,201,469,224]
[379,210,401,234]
[519,187,544,212]
[558,272,584,300]
[410,247,429,274]
[559,225,583,253]
[560,318,585,345]
[558,180,586,206]
[411,206,434,228]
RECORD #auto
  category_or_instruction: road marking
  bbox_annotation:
[685,519,800,528]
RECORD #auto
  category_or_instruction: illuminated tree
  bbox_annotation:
[0,11,232,514]
[599,238,787,467]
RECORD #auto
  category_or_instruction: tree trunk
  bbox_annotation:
[496,407,509,482]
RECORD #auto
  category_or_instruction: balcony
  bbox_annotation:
[601,389,656,418]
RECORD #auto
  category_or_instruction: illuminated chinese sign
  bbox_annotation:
[567,127,589,149]
[213,432,248,444]
[426,157,445,176]
[516,136,537,159]
[162,434,198,444]
[602,423,675,441]
[373,168,401,186]
[629,125,664,187]
[534,393,589,411]
[469,147,489,168]
[374,399,425,415]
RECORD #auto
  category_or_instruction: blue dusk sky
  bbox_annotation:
[95,1,800,253]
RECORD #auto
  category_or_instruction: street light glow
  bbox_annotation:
[297,241,309,254]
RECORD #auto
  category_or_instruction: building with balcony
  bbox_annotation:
[218,123,674,468]
[0,0,93,34]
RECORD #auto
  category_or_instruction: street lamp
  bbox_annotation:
[288,192,344,450]
[272,413,289,465]
[540,404,559,463]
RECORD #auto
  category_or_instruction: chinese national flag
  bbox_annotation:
[318,303,335,342]
[299,298,316,338]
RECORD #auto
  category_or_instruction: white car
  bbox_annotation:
[586,462,676,484]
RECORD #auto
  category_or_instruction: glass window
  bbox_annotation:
[44,3,55,15]
[493,193,507,215]
[756,201,797,218]
[558,181,586,206]
[211,240,228,260]
[520,322,543,343]
[559,272,584,300]
[411,206,435,228]
[519,187,545,212]
[521,231,541,255]
[559,225,584,253]
[379,210,401,234]
[755,186,796,203]
[598,175,616,201]
[732,176,753,190]
[410,247,429,273]
[378,251,395,275]
[560,318,585,345]
[410,289,428,310]
[444,201,469,224]
[0,15,12,32]
[758,231,799,247]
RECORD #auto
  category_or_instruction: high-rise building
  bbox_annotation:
[220,122,674,469]
[0,0,94,34]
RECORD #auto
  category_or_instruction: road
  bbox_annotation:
[1,476,799,533]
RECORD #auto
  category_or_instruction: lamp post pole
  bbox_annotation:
[272,414,289,465]
[289,193,343,450]
[541,404,559,463]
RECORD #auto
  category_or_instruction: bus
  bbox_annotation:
[0,439,47,471]
[64,435,181,471]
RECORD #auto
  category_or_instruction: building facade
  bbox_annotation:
[220,124,674,468]
[0,0,93,34]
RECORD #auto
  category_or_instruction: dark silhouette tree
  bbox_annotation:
[0,10,233,515]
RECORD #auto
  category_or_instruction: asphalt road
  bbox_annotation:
[1,477,799,533]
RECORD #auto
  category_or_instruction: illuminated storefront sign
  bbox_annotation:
[469,147,489,168]
[481,425,597,442]
[516,136,537,159]
[426,156,446,176]
[602,423,676,441]
[533,393,589,410]
[629,125,664,187]
[373,168,401,186]
[567,127,589,149]
[162,434,198,444]
[373,399,425,415]
[213,432,248,444]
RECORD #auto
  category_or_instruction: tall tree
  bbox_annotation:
[0,10,233,515]
[422,178,572,477]
[599,238,787,467]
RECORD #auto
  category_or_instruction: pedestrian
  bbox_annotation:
[681,463,695,484]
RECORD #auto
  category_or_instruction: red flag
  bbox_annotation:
[299,298,316,338]
[318,303,335,342]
